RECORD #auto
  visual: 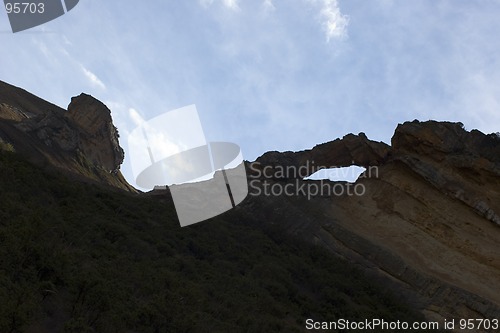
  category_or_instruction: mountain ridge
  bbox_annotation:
[0,80,134,192]
[1,79,499,329]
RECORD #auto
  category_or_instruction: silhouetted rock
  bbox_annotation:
[253,133,390,179]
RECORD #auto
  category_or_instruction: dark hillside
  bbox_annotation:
[0,151,426,332]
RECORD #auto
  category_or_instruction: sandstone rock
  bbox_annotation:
[247,119,500,324]
[0,80,133,191]
[67,93,124,173]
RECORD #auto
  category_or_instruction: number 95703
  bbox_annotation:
[5,2,45,14]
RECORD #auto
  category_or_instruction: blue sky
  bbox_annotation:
[1,0,500,187]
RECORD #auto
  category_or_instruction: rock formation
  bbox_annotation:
[66,93,124,174]
[1,79,499,327]
[0,80,134,191]
[245,120,500,326]
[254,132,390,176]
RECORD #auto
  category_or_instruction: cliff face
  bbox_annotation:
[0,80,133,191]
[392,121,500,226]
[244,120,500,325]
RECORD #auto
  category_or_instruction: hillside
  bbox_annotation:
[1,80,499,332]
[0,151,426,332]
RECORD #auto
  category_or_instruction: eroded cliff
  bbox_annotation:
[245,120,500,326]
[0,81,134,191]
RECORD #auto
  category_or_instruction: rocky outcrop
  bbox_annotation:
[0,103,36,122]
[0,80,133,191]
[245,120,500,328]
[392,121,500,226]
[14,110,78,151]
[66,94,124,174]
[253,133,390,179]
[393,120,500,164]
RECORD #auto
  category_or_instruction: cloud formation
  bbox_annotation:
[200,0,240,11]
[80,65,105,90]
[310,0,349,41]
[222,0,240,11]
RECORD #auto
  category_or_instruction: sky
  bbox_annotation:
[1,0,500,187]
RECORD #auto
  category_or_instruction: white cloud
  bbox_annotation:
[309,0,349,42]
[200,0,240,11]
[80,65,106,90]
[222,0,240,11]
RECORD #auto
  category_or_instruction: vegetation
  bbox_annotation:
[0,140,14,152]
[0,151,429,332]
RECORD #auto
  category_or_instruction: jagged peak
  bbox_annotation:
[0,80,131,191]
